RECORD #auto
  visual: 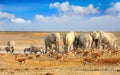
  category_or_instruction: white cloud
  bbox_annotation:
[0,12,31,24]
[0,12,15,19]
[49,1,99,15]
[106,2,120,16]
[71,6,84,15]
[50,1,70,15]
[35,15,44,21]
[59,1,70,13]
[71,4,99,15]
[114,2,120,10]
[11,18,31,24]
[50,2,60,8]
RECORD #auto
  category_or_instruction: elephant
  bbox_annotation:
[77,33,93,50]
[6,40,15,53]
[90,31,118,50]
[63,32,77,52]
[44,32,61,54]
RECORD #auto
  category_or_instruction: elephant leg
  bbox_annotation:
[45,42,47,54]
[49,44,52,49]
[79,42,82,50]
[55,44,58,52]
[57,44,59,52]
[67,45,71,53]
[64,44,68,53]
[91,38,94,49]
[97,44,101,50]
[45,43,52,54]
[88,40,91,49]
[95,39,100,49]
[80,43,84,51]
[55,43,59,52]
[48,44,52,53]
[95,39,98,49]
[67,46,69,53]
[45,45,47,54]
[101,43,106,50]
[89,40,93,52]
[71,43,74,51]
[85,42,89,51]
[73,41,77,50]
[102,44,105,50]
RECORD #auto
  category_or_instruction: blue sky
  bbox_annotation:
[0,0,120,31]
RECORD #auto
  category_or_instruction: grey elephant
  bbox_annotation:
[77,33,93,50]
[90,31,118,50]
[63,32,77,52]
[44,32,61,54]
[6,40,15,53]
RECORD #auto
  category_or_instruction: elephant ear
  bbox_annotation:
[56,33,61,43]
[98,31,104,39]
[97,31,105,46]
[47,33,55,42]
[74,33,78,39]
[52,33,57,42]
[90,32,93,37]
[90,31,96,37]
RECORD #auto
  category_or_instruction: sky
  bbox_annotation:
[0,0,120,31]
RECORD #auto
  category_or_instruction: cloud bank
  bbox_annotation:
[34,1,120,31]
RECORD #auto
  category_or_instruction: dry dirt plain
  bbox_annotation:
[0,31,120,75]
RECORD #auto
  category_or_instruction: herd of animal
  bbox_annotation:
[3,31,119,54]
[44,31,119,53]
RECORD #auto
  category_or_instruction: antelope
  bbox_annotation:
[15,55,27,70]
[15,56,27,64]
[5,46,14,54]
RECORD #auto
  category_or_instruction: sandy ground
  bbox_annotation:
[0,31,120,75]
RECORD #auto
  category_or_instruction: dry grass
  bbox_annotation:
[0,53,120,75]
